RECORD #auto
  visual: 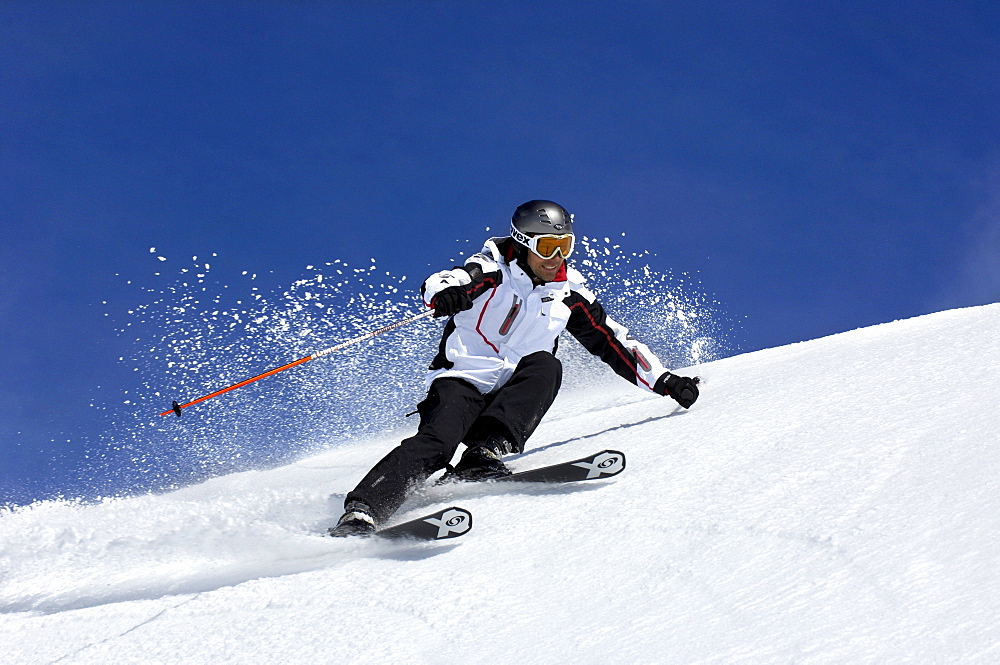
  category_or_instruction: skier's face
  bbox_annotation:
[526,248,565,282]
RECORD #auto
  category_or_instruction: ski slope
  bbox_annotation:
[2,304,999,663]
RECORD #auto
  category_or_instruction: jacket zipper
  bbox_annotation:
[498,295,522,335]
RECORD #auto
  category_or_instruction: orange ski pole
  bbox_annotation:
[161,309,435,417]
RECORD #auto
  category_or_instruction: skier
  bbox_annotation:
[329,200,700,536]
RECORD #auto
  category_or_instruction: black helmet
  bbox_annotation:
[511,200,574,237]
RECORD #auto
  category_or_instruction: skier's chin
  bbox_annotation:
[538,267,558,281]
[538,261,563,281]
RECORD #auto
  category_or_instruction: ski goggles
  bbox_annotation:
[510,226,576,259]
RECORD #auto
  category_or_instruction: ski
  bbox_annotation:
[439,449,626,485]
[376,505,472,541]
[496,449,626,483]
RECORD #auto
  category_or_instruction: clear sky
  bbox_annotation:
[3,1,998,506]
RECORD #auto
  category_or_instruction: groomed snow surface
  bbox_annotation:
[2,304,999,664]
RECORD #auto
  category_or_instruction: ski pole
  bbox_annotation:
[160,309,435,417]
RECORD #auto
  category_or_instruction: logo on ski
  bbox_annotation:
[571,452,624,479]
[423,508,472,539]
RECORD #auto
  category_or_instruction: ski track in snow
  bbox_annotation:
[2,304,999,663]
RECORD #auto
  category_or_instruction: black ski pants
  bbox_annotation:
[345,351,562,524]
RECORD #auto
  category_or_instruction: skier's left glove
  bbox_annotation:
[654,373,699,408]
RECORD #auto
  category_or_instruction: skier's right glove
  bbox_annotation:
[654,373,700,408]
[431,285,473,317]
[422,268,474,317]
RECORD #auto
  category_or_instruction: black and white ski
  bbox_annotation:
[359,451,625,540]
[496,449,626,483]
[376,505,473,541]
[439,449,626,485]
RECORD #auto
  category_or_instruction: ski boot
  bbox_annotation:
[328,501,377,537]
[448,436,514,482]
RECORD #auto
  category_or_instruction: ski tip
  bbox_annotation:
[594,450,626,466]
[378,506,472,541]
[419,506,472,540]
[592,450,626,475]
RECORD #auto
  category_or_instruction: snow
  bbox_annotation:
[2,303,999,663]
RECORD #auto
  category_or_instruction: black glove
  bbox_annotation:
[654,373,700,408]
[431,285,473,317]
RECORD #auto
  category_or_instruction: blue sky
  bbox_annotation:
[3,1,999,506]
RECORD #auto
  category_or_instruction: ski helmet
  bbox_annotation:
[511,200,575,237]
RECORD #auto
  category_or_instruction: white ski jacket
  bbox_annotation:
[421,237,671,395]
